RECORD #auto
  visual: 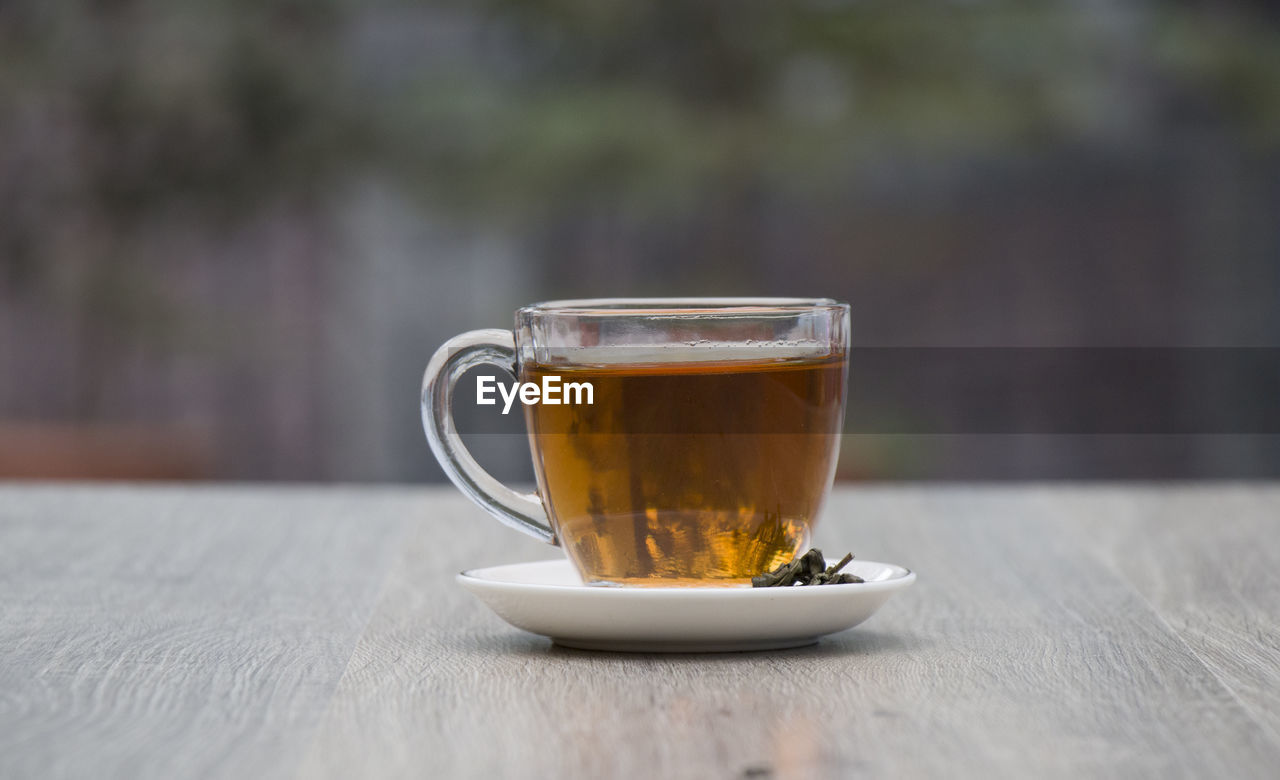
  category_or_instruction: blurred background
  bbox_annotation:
[2,0,1278,483]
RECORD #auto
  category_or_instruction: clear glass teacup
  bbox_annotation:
[422,298,849,586]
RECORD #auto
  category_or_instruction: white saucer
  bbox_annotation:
[457,558,915,653]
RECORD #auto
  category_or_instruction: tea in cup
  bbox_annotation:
[422,298,849,586]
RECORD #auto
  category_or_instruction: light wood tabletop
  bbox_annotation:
[2,484,1278,779]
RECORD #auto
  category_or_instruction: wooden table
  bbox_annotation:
[2,484,1278,779]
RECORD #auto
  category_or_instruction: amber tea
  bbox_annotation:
[521,350,846,586]
[423,298,850,587]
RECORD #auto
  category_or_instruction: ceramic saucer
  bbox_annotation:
[457,558,915,652]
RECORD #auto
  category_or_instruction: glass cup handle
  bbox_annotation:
[420,329,556,545]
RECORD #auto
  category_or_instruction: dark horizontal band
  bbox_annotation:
[445,348,1280,435]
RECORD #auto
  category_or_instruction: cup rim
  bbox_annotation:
[520,297,847,316]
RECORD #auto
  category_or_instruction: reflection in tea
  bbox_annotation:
[522,353,846,585]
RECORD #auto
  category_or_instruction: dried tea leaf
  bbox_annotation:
[825,552,853,577]
[751,548,863,587]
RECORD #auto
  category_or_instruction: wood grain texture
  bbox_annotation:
[298,486,1280,780]
[0,484,413,780]
[1071,484,1280,743]
[3,485,1279,779]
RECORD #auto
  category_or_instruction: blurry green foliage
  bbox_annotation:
[0,0,357,224]
[2,0,1279,247]
[3,0,1278,475]
[392,0,1280,220]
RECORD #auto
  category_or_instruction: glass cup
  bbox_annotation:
[421,298,849,586]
